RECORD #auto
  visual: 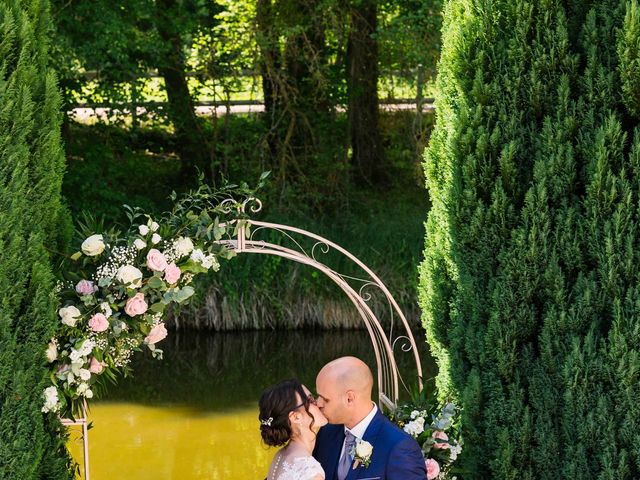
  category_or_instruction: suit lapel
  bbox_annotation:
[346,412,385,480]
[324,426,345,480]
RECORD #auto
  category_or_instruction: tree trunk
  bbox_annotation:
[155,0,213,182]
[256,0,282,159]
[257,0,330,184]
[347,0,383,185]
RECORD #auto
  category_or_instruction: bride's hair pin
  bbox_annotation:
[260,416,273,427]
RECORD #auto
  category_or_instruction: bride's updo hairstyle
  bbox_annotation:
[258,379,313,447]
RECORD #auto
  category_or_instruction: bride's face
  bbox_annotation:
[292,385,328,432]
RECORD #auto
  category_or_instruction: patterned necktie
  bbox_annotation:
[337,430,357,480]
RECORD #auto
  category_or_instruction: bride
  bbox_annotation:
[259,379,328,480]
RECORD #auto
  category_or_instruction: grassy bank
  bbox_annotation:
[62,112,432,330]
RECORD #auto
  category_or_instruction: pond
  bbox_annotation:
[67,329,436,479]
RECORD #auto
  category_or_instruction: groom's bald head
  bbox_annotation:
[315,356,374,427]
[320,356,373,395]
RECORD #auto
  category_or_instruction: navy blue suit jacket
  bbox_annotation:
[313,410,426,480]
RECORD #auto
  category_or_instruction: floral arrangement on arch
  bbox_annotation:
[42,181,264,418]
[387,395,463,480]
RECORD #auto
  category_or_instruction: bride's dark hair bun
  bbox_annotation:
[258,379,308,447]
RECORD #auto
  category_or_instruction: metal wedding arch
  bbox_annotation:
[63,197,424,479]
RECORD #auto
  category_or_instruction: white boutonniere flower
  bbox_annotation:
[350,439,373,469]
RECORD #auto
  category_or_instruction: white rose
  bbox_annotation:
[151,233,161,245]
[116,265,143,288]
[174,237,194,257]
[77,383,88,395]
[84,388,94,399]
[79,369,91,381]
[355,440,373,458]
[100,302,112,317]
[59,305,81,327]
[138,224,149,236]
[410,410,420,419]
[133,238,147,250]
[150,221,159,232]
[45,340,57,363]
[81,234,105,256]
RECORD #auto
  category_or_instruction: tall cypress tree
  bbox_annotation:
[420,0,640,478]
[0,0,73,477]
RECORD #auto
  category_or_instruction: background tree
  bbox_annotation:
[154,0,217,180]
[347,0,383,184]
[255,0,341,190]
[420,0,640,478]
[0,0,73,477]
[52,0,217,181]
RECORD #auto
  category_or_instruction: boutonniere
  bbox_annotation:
[350,439,373,469]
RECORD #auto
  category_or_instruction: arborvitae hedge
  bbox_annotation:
[420,0,640,478]
[0,0,72,477]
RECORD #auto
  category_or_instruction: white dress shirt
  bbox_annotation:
[340,402,378,459]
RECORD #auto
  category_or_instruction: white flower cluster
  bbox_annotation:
[449,442,463,462]
[136,220,162,248]
[95,245,137,280]
[92,334,109,351]
[100,302,112,317]
[42,386,60,413]
[109,337,139,367]
[404,414,426,437]
[162,236,195,264]
[190,249,220,271]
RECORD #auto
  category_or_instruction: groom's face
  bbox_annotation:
[315,372,346,424]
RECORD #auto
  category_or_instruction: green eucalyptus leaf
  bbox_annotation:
[174,286,195,304]
[147,276,165,289]
[149,302,166,313]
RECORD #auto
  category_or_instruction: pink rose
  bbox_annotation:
[432,430,449,449]
[426,459,440,480]
[89,357,105,374]
[88,313,109,332]
[146,249,168,272]
[164,262,181,284]
[76,280,97,296]
[125,293,148,316]
[145,323,168,345]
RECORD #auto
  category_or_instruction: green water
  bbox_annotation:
[68,329,435,479]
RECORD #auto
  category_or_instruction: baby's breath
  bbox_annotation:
[95,245,137,279]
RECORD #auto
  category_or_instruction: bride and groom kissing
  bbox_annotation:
[259,356,427,480]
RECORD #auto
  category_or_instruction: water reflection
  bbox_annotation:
[68,329,435,479]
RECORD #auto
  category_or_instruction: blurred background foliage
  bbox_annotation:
[51,0,443,329]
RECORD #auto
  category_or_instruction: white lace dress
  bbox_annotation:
[269,454,325,480]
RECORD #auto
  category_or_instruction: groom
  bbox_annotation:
[313,357,426,480]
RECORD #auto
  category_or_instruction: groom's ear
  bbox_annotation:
[345,390,356,405]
